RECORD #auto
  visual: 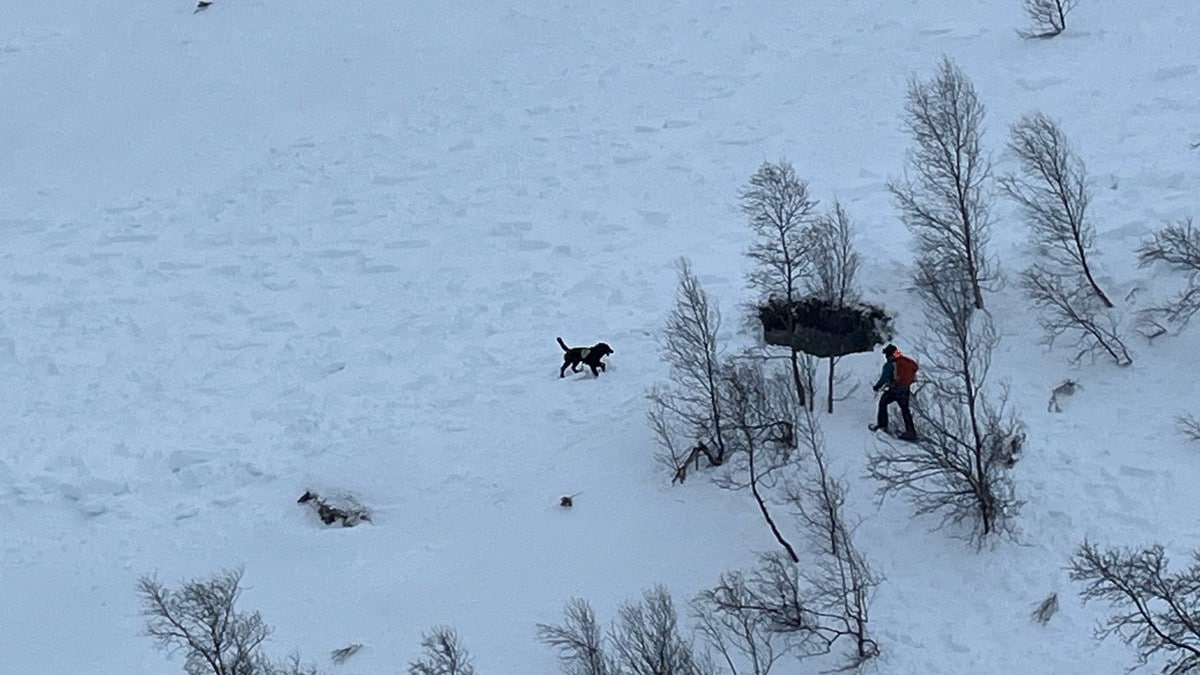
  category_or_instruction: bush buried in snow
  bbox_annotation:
[757,296,894,358]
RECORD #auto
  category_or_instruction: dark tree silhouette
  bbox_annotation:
[1018,0,1081,39]
[1001,111,1112,307]
[889,57,995,311]
[409,626,475,675]
[1137,219,1200,336]
[648,258,730,481]
[806,201,863,413]
[1020,267,1131,366]
[1071,541,1200,674]
[742,160,819,407]
[138,568,317,675]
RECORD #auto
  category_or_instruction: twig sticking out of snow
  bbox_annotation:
[330,643,362,665]
[1031,592,1059,625]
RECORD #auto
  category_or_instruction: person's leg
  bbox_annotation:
[875,390,895,429]
[897,389,917,438]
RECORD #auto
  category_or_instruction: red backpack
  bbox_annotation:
[894,353,919,386]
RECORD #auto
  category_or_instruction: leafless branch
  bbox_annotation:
[714,361,801,563]
[538,599,614,675]
[648,258,731,480]
[1031,593,1060,625]
[1020,267,1132,366]
[807,202,864,413]
[1137,219,1200,335]
[784,409,881,667]
[330,643,362,665]
[1070,541,1200,674]
[868,386,1023,544]
[138,568,304,675]
[1178,415,1200,442]
[697,552,876,668]
[408,626,475,675]
[889,56,995,310]
[742,160,819,408]
[1018,0,1081,39]
[1000,111,1112,307]
[692,574,789,675]
[610,587,714,675]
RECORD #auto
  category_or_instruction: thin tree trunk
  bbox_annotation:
[965,231,985,310]
[749,436,800,563]
[957,178,986,311]
[826,356,836,413]
[789,348,807,408]
[812,440,840,556]
[961,351,991,536]
[705,353,728,464]
[1080,252,1114,308]
[1061,180,1113,308]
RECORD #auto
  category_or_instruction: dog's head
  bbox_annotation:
[594,342,613,357]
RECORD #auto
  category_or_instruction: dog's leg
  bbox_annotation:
[560,361,569,378]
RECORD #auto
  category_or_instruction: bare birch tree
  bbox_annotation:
[742,161,819,407]
[806,201,863,413]
[648,258,729,482]
[692,573,789,675]
[867,261,1022,543]
[1136,219,1200,336]
[409,627,475,675]
[537,599,614,675]
[1001,111,1112,307]
[889,57,994,310]
[612,587,715,675]
[541,589,714,675]
[696,403,879,670]
[138,568,317,675]
[713,361,801,563]
[783,409,880,666]
[1070,541,1200,674]
[809,201,861,310]
[1018,0,1081,39]
[696,551,875,669]
[1020,267,1132,365]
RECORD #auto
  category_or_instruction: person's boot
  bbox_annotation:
[898,430,918,441]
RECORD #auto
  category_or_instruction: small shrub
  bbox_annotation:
[138,567,316,675]
[409,627,474,675]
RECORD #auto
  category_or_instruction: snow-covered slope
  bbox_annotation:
[3,1,1199,672]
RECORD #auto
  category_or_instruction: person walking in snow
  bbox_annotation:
[870,344,918,441]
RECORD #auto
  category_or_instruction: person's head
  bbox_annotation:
[883,344,898,360]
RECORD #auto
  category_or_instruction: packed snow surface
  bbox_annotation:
[2,1,1199,672]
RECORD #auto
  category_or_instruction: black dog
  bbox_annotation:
[557,337,613,378]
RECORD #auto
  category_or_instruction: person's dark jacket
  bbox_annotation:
[873,360,894,392]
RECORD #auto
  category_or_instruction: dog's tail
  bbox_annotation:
[556,337,569,352]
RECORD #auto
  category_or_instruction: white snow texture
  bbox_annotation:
[2,1,1200,673]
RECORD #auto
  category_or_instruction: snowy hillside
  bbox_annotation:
[3,1,1200,673]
